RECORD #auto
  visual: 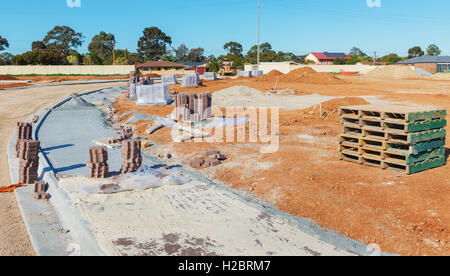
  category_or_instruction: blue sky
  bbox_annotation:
[2,0,450,57]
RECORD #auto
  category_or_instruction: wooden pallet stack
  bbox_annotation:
[338,105,447,174]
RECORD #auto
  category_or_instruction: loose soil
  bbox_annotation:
[112,74,450,256]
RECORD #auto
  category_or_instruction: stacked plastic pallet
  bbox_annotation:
[18,140,40,184]
[121,139,142,174]
[338,105,447,174]
[87,146,109,178]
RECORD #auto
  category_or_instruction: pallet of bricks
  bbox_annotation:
[338,105,447,174]
[174,92,212,124]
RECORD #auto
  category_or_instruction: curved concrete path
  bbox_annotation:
[34,87,373,256]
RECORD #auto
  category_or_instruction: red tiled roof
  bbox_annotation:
[311,52,350,60]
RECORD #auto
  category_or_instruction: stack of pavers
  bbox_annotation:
[87,146,109,178]
[338,104,447,174]
[108,127,133,144]
[128,71,138,99]
[174,92,212,123]
[18,139,40,184]
[16,122,33,157]
[121,139,142,174]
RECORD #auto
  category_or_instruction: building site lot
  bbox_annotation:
[2,66,449,256]
[113,67,450,256]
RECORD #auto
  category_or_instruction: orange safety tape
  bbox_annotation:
[0,183,25,193]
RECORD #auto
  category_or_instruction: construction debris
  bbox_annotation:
[32,115,40,124]
[34,181,49,200]
[174,92,212,122]
[205,158,221,167]
[17,139,40,184]
[338,105,447,174]
[121,139,142,174]
[87,146,109,178]
[189,157,205,168]
[108,127,133,144]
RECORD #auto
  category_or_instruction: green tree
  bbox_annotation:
[0,35,9,51]
[175,43,189,62]
[37,50,66,65]
[245,42,276,64]
[349,47,367,57]
[137,27,172,61]
[426,44,441,56]
[12,54,26,65]
[31,41,46,51]
[223,41,243,59]
[84,51,103,65]
[206,56,220,72]
[379,53,402,65]
[408,46,424,58]
[186,47,206,63]
[43,26,84,56]
[88,31,115,61]
[0,52,12,65]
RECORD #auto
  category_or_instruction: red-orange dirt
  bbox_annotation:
[112,74,450,256]
[0,75,17,80]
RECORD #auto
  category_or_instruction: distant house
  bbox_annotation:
[305,52,350,65]
[397,56,450,73]
[179,62,207,75]
[135,61,185,75]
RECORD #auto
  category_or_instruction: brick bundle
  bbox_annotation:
[108,127,133,144]
[174,92,212,122]
[121,139,142,174]
[87,146,109,178]
[18,139,40,184]
[16,122,32,157]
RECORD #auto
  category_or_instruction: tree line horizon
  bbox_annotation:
[0,26,443,71]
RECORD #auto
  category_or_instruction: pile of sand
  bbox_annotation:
[257,70,284,81]
[0,75,16,80]
[302,97,369,120]
[278,67,344,85]
[365,65,417,80]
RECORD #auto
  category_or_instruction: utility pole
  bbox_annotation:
[373,51,376,66]
[113,40,116,65]
[257,0,261,66]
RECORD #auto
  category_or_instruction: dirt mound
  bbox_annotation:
[257,70,284,81]
[278,67,344,84]
[0,75,16,80]
[365,65,417,80]
[302,97,369,120]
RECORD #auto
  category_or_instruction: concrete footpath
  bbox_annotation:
[22,86,381,256]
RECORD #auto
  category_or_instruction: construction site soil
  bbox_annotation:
[112,73,450,256]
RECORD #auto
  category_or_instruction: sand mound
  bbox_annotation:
[278,67,344,84]
[257,70,284,81]
[302,97,369,120]
[365,65,417,80]
[0,75,16,80]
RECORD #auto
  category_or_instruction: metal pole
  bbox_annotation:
[257,0,260,66]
